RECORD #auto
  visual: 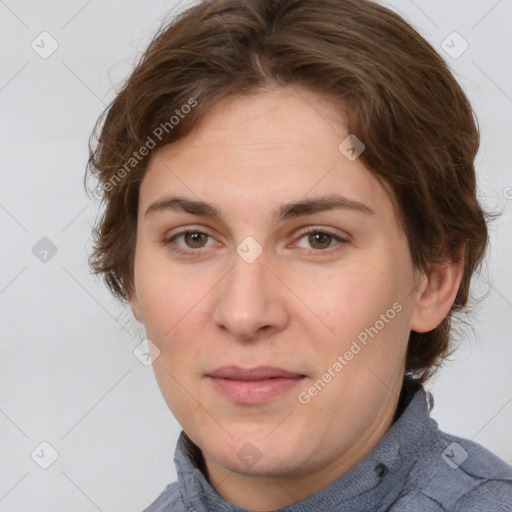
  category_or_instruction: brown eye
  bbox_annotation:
[183,232,208,248]
[294,228,348,254]
[164,229,216,255]
[307,232,333,250]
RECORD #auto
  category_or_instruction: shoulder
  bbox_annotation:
[142,481,186,512]
[411,424,512,511]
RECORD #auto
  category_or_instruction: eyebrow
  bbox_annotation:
[144,194,375,223]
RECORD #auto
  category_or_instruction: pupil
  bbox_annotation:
[310,232,331,249]
[187,233,205,247]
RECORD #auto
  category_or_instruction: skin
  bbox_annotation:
[129,85,464,510]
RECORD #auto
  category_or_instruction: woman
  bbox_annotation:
[85,0,512,510]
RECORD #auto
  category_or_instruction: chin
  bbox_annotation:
[207,432,307,476]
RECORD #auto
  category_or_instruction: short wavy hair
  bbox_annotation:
[85,0,494,385]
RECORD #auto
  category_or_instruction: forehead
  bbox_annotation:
[161,86,350,156]
[139,87,394,225]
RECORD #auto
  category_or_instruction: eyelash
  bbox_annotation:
[162,227,348,257]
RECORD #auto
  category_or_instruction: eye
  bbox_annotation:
[163,227,349,257]
[294,228,348,253]
[163,229,216,255]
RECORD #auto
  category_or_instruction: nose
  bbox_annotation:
[211,252,289,342]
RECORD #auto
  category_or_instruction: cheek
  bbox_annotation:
[141,274,208,418]
[306,262,408,365]
[134,244,192,333]
[135,276,211,377]
[305,264,393,331]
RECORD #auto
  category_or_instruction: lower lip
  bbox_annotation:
[207,376,305,404]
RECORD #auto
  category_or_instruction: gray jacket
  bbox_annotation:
[143,386,512,511]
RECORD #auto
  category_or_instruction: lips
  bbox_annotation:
[206,365,305,380]
[206,366,306,404]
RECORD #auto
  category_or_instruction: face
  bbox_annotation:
[130,86,428,494]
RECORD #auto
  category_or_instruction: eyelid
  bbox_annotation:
[291,226,349,254]
[163,225,350,256]
[293,225,351,244]
[163,227,219,248]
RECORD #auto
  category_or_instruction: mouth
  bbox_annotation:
[205,366,306,404]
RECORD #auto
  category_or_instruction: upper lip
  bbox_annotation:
[207,366,305,381]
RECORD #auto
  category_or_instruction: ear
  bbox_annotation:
[410,246,465,333]
[129,289,143,323]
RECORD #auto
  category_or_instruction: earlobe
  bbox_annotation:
[410,248,465,333]
[129,291,142,323]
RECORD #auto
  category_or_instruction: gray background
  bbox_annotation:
[0,0,511,510]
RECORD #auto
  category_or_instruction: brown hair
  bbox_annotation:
[85,0,495,384]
